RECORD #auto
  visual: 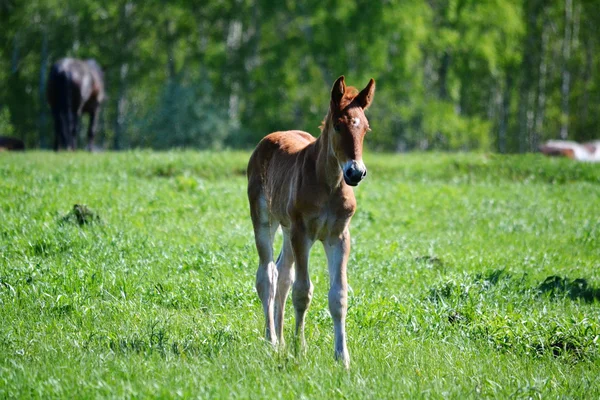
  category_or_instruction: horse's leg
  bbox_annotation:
[61,111,71,150]
[291,223,314,352]
[274,228,294,345]
[323,228,351,368]
[51,108,62,151]
[87,108,98,152]
[71,112,80,150]
[250,193,279,346]
[65,109,76,151]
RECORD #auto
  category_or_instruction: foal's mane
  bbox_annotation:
[319,86,359,133]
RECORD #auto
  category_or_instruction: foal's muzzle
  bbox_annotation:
[342,160,367,186]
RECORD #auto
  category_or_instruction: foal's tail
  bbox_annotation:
[48,64,75,150]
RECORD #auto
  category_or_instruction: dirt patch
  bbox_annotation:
[60,204,101,226]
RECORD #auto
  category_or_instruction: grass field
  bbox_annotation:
[1,151,599,398]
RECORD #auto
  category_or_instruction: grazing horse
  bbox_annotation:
[540,140,600,162]
[47,58,105,151]
[247,76,375,368]
[0,136,25,151]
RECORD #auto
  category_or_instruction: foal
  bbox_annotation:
[247,76,375,367]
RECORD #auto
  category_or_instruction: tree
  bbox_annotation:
[1,0,599,151]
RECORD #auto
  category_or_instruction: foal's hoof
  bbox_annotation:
[263,334,278,347]
[293,337,307,357]
[335,350,350,369]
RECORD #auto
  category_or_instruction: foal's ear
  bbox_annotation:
[356,78,376,110]
[331,75,346,108]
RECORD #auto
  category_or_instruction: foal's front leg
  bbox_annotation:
[323,229,351,368]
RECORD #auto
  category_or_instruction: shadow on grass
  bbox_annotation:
[423,270,599,360]
[427,268,518,303]
[428,269,600,304]
[538,276,600,303]
[415,255,445,268]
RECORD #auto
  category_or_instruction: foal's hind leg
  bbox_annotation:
[291,223,314,351]
[274,228,294,345]
[250,195,279,345]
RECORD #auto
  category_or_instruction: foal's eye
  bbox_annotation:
[351,117,360,127]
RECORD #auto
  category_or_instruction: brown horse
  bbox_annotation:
[47,58,105,151]
[247,76,375,368]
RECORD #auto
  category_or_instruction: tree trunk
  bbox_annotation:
[38,29,49,148]
[518,0,544,152]
[112,1,134,150]
[533,20,549,150]
[581,36,593,133]
[225,12,242,131]
[560,0,573,140]
[498,73,513,153]
[438,51,451,100]
[11,31,19,74]
[165,19,176,80]
[113,63,128,150]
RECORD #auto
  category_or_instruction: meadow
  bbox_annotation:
[0,151,599,399]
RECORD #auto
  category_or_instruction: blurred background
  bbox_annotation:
[0,0,599,152]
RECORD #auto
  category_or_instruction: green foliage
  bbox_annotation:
[0,107,15,137]
[1,151,599,397]
[0,1,599,150]
[131,80,233,149]
[407,100,492,150]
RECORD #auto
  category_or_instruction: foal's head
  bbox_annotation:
[327,76,376,186]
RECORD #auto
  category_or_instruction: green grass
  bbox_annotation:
[1,151,599,399]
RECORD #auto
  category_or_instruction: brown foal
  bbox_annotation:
[247,76,375,368]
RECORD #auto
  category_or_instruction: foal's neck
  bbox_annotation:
[315,111,343,190]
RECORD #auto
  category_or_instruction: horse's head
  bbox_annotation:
[327,76,375,186]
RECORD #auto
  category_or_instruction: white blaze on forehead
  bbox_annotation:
[351,117,360,127]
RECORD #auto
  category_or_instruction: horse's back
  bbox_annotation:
[49,58,86,85]
[247,130,316,212]
[48,59,83,106]
[50,58,74,75]
[263,130,316,153]
[248,130,315,175]
[48,58,103,106]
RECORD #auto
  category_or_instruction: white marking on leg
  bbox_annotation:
[256,260,278,344]
[253,194,279,345]
[274,229,295,345]
[324,230,350,368]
